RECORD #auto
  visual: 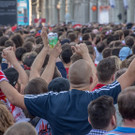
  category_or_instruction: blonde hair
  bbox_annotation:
[110,56,121,71]
[0,104,14,134]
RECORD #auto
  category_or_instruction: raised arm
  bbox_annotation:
[117,58,135,90]
[41,43,62,84]
[3,47,28,94]
[0,71,26,109]
[72,43,98,90]
[29,27,49,81]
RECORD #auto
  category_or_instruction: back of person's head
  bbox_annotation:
[4,40,15,48]
[83,41,92,46]
[24,77,48,95]
[118,86,135,120]
[95,35,101,45]
[123,29,130,37]
[0,104,14,135]
[114,30,124,40]
[22,51,37,68]
[132,44,135,54]
[87,46,95,62]
[115,68,127,80]
[23,41,33,52]
[82,33,90,41]
[125,36,134,48]
[107,35,114,45]
[68,32,77,42]
[69,59,92,87]
[109,56,121,71]
[124,55,135,68]
[0,36,8,46]
[48,77,70,92]
[24,36,36,44]
[97,57,116,83]
[97,42,106,53]
[35,36,42,44]
[71,53,82,63]
[4,122,37,135]
[102,48,112,58]
[111,47,121,57]
[89,33,96,41]
[15,47,26,61]
[11,34,24,48]
[61,45,73,64]
[88,96,116,130]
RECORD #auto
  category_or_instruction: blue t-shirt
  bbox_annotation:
[105,127,135,135]
[24,81,121,135]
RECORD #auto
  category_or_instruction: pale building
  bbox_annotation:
[32,0,135,25]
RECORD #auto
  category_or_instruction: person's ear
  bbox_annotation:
[111,115,117,129]
[90,77,93,84]
[111,74,115,82]
[88,117,92,125]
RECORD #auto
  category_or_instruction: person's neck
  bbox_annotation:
[70,84,90,91]
[98,80,113,85]
[122,119,135,128]
[64,63,71,68]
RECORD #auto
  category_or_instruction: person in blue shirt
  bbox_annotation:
[105,86,135,135]
[1,43,135,135]
[87,96,116,135]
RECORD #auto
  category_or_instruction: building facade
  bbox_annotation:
[32,0,135,25]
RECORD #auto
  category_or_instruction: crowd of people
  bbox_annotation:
[0,22,135,135]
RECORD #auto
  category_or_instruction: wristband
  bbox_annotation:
[0,70,8,82]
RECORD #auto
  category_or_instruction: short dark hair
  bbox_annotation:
[97,42,105,53]
[22,52,37,67]
[102,48,112,58]
[125,36,134,48]
[4,40,15,48]
[25,36,36,44]
[15,47,26,61]
[118,87,135,120]
[36,36,42,44]
[24,78,48,95]
[111,47,121,57]
[115,68,127,80]
[88,96,115,129]
[23,41,33,52]
[0,36,8,46]
[107,35,114,45]
[61,45,73,64]
[11,34,24,48]
[97,57,116,82]
[132,45,135,54]
[83,41,92,46]
[71,53,82,63]
[68,33,77,42]
[123,29,130,37]
[82,33,90,41]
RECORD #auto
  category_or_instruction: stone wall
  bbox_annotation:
[35,0,135,25]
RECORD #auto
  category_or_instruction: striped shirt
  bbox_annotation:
[25,80,121,135]
[87,129,107,135]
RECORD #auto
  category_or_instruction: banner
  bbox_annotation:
[0,0,17,25]
[17,0,29,25]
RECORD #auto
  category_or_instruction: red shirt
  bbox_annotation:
[65,67,69,79]
[92,83,106,91]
